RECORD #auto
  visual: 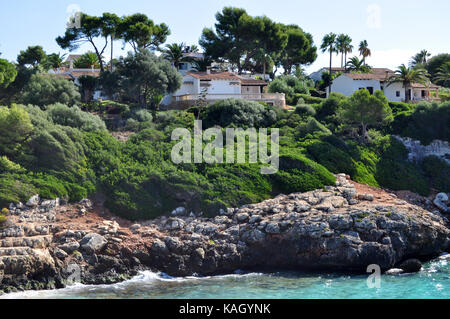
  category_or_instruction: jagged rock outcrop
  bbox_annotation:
[140,175,449,276]
[0,175,449,293]
[393,135,450,164]
[434,193,450,213]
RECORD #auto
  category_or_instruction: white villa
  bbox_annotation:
[48,55,103,99]
[322,68,440,102]
[161,70,286,109]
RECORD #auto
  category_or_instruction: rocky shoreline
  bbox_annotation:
[0,175,449,294]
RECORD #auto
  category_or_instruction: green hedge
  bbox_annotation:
[422,156,450,192]
[295,94,325,105]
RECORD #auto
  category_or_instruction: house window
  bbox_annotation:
[396,91,400,97]
[179,63,187,70]
[366,87,374,94]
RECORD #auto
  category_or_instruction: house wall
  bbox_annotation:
[205,79,241,94]
[175,75,199,96]
[382,82,404,102]
[329,75,408,102]
[328,75,381,97]
[241,86,261,94]
[328,75,357,96]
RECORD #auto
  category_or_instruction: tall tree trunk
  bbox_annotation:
[110,34,114,72]
[405,86,410,102]
[329,49,333,94]
[344,52,347,72]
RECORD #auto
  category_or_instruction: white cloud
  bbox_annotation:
[367,4,382,29]
[367,49,416,69]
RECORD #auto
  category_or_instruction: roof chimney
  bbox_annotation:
[69,60,74,70]
[206,66,211,75]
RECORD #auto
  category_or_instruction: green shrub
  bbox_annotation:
[269,76,312,105]
[0,156,25,173]
[21,74,81,108]
[271,150,336,194]
[100,100,131,115]
[375,139,429,195]
[131,109,153,122]
[297,118,331,137]
[0,105,33,157]
[29,125,87,174]
[201,99,277,129]
[422,156,450,192]
[395,101,449,144]
[30,174,69,200]
[66,183,88,202]
[388,101,415,114]
[0,214,7,226]
[316,93,346,123]
[47,103,106,131]
[0,174,37,208]
[306,140,356,176]
[295,94,324,105]
[295,104,316,117]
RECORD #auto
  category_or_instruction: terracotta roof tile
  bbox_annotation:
[71,71,101,78]
[187,72,268,86]
[410,82,440,89]
[240,78,268,86]
[344,68,395,81]
[187,72,242,80]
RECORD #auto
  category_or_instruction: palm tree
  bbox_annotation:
[359,40,371,65]
[387,64,430,102]
[74,52,101,69]
[410,50,431,68]
[336,34,346,68]
[435,62,450,87]
[43,53,67,71]
[342,35,353,72]
[162,43,196,70]
[187,45,200,53]
[192,58,213,72]
[336,34,353,69]
[346,57,371,73]
[321,33,337,94]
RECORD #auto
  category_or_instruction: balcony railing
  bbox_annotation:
[173,93,285,102]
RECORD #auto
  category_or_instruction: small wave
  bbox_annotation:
[0,270,266,299]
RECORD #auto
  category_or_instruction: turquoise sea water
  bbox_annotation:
[2,255,449,299]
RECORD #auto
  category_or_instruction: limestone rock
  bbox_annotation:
[434,193,450,213]
[26,195,40,207]
[80,233,107,254]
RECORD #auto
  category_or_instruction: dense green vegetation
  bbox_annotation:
[3,84,449,220]
[0,7,449,222]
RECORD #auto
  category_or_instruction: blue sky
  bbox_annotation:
[0,0,449,72]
